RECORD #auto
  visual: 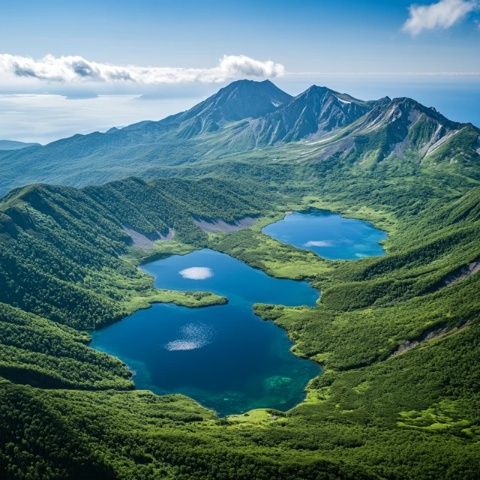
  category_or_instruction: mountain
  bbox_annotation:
[296,95,480,171]
[119,79,292,140]
[0,80,293,195]
[0,80,478,197]
[0,139,40,151]
[165,79,293,138]
[350,96,462,153]
[1,130,480,478]
[227,86,380,148]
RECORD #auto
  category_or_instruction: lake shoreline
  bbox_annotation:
[91,209,386,416]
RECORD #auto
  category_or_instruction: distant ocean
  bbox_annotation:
[281,76,480,127]
[1,76,478,144]
[363,81,480,128]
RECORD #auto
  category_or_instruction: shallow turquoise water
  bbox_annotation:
[91,211,386,416]
[262,209,386,259]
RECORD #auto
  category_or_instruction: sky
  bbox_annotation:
[0,0,479,143]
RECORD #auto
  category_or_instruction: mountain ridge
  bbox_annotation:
[219,85,384,149]
[0,79,478,197]
[0,139,40,151]
[1,81,480,479]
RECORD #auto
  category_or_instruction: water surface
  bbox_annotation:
[91,249,320,416]
[91,211,386,416]
[262,209,386,259]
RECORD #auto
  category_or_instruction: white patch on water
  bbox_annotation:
[304,240,333,247]
[355,253,368,258]
[165,340,202,351]
[179,266,213,280]
[165,322,214,352]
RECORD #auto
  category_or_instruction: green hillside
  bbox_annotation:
[0,81,479,479]
[0,177,266,330]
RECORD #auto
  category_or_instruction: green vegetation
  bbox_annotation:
[0,81,479,479]
[210,228,331,280]
[133,290,227,309]
[0,304,132,390]
[0,177,267,330]
[1,161,478,478]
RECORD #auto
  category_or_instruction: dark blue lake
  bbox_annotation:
[262,209,386,259]
[91,211,387,416]
[91,248,320,416]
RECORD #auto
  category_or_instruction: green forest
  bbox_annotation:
[0,129,479,480]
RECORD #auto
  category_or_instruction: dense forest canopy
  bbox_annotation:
[0,80,479,479]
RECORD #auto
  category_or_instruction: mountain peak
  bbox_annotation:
[297,85,337,100]
[371,96,461,130]
[172,79,293,138]
[342,95,472,165]
[237,84,376,146]
[304,84,331,93]
[222,78,275,89]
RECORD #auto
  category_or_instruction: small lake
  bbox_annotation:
[262,209,386,259]
[91,249,320,416]
[91,211,387,416]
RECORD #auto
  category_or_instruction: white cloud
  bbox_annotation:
[179,267,213,280]
[403,0,478,35]
[0,53,284,85]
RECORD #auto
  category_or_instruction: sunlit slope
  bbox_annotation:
[0,81,479,478]
[0,171,479,478]
[1,80,478,196]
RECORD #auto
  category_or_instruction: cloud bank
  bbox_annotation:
[0,53,285,85]
[0,93,207,144]
[403,0,478,35]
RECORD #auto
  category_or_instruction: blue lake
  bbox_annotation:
[91,211,387,416]
[91,249,320,416]
[262,209,386,259]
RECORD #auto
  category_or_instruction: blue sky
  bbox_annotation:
[1,0,478,72]
[0,0,478,142]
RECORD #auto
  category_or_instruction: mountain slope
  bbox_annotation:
[170,79,293,138]
[227,86,380,148]
[0,151,479,478]
[0,80,292,195]
[0,176,269,331]
[0,81,478,197]
[350,96,464,156]
[0,140,40,151]
[291,96,480,173]
[119,79,292,140]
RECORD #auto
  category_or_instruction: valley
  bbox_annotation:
[0,79,479,479]
[91,211,386,416]
[91,248,319,416]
